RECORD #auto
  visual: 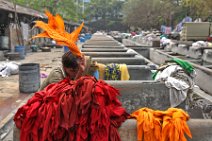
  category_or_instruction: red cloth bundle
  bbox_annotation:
[14,76,128,141]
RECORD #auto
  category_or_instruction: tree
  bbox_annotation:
[181,0,212,20]
[84,0,127,31]
[122,0,176,29]
[12,0,79,22]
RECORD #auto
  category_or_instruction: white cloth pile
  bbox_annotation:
[0,62,19,77]
[190,41,212,58]
[155,65,195,107]
[160,37,172,47]
[192,41,207,48]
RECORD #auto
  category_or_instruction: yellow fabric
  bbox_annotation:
[131,108,192,141]
[95,63,129,80]
[96,63,105,80]
[32,10,84,57]
[119,64,130,80]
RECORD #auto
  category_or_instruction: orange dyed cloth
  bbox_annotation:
[131,108,192,141]
[32,11,83,57]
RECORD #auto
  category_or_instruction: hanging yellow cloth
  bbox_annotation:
[131,108,192,141]
[95,63,130,80]
[96,63,105,80]
[32,10,84,57]
[119,64,130,80]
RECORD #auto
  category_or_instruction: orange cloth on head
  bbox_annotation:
[32,10,83,57]
[131,108,192,141]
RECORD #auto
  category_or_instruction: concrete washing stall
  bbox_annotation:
[82,45,125,49]
[113,79,212,141]
[13,80,212,141]
[13,36,212,141]
[81,48,128,52]
[83,41,122,46]
[92,57,146,65]
[84,52,137,58]
[82,42,154,80]
[149,48,212,96]
[119,119,212,141]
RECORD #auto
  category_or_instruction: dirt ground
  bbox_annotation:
[0,47,66,141]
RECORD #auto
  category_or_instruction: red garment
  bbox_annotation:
[14,76,128,141]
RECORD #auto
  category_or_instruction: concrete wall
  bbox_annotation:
[127,65,152,80]
[107,81,170,113]
[126,46,150,59]
[149,48,170,65]
[81,48,128,52]
[82,45,124,48]
[195,68,212,95]
[119,119,212,141]
[122,39,141,46]
[83,52,136,58]
[149,48,212,96]
[92,57,147,65]
[14,119,212,141]
[83,41,121,46]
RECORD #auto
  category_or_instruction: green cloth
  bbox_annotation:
[169,58,194,74]
[152,71,159,80]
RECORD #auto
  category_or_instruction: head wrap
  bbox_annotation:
[32,10,84,57]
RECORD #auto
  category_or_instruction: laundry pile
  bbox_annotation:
[0,62,19,77]
[153,58,195,107]
[131,107,192,141]
[14,76,129,141]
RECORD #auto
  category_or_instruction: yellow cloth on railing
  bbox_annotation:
[119,64,130,80]
[96,63,130,80]
[96,63,106,80]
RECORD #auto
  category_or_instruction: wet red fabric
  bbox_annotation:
[14,76,128,141]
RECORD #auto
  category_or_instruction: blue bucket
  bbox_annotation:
[15,45,25,59]
[64,46,69,53]
[80,37,85,43]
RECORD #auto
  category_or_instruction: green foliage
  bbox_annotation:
[181,0,212,19]
[122,0,212,30]
[12,0,79,21]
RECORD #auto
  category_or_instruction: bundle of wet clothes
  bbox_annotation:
[153,58,196,107]
[14,76,129,141]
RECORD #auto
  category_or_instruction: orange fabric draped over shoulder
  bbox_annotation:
[32,10,84,57]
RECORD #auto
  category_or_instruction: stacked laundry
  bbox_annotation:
[14,76,129,141]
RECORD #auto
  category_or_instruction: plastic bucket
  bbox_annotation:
[19,63,40,93]
[64,46,69,53]
[80,37,85,43]
[15,45,25,59]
